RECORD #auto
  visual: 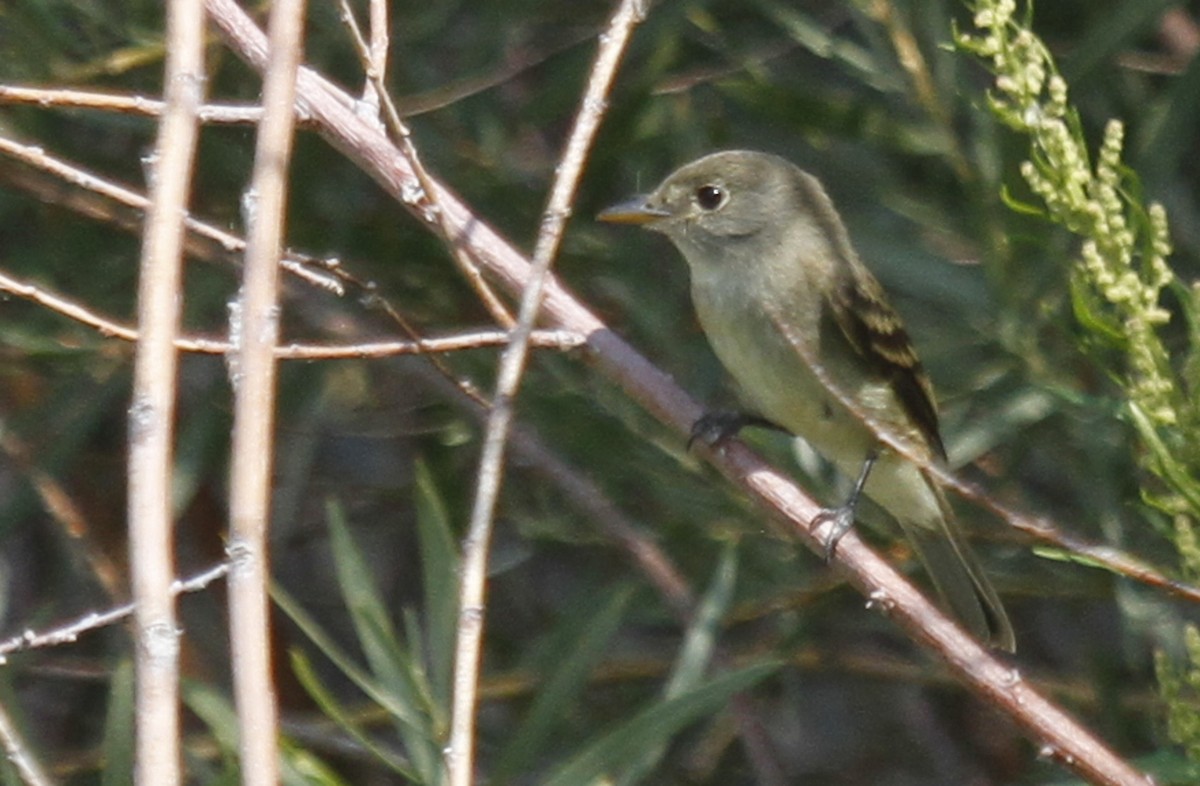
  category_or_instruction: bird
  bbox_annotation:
[599,150,1015,651]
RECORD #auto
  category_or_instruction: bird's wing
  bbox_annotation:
[824,267,946,461]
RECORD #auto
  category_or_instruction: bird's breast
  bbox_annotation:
[689,273,873,469]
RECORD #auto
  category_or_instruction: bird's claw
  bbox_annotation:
[689,412,747,450]
[688,411,789,450]
[814,449,878,560]
[813,505,857,562]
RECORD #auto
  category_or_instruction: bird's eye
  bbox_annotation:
[695,185,726,211]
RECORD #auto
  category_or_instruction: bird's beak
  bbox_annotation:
[597,196,670,226]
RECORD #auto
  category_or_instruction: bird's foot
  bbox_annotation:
[813,449,880,561]
[813,505,857,561]
[688,411,788,450]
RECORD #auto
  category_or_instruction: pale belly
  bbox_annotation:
[693,282,943,530]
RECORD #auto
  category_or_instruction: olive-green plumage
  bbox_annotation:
[601,150,1014,651]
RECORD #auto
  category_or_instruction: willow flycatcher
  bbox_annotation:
[600,150,1015,651]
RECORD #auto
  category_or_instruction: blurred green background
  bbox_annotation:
[1,0,1199,783]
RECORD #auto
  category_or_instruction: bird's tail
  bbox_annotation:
[896,481,1016,652]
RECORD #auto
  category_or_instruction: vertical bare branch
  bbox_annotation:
[360,0,388,110]
[225,0,306,782]
[447,1,648,784]
[127,0,205,782]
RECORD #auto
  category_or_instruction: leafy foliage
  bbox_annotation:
[961,0,1200,764]
[2,0,1200,783]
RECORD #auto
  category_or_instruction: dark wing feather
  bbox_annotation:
[825,270,946,461]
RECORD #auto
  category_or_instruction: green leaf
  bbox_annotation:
[324,498,444,782]
[289,648,417,779]
[543,662,780,786]
[664,541,737,698]
[279,742,351,786]
[1068,270,1125,346]
[753,0,888,91]
[491,583,636,784]
[182,681,241,766]
[415,460,459,713]
[998,183,1046,217]
[1127,403,1200,515]
[272,582,431,736]
[100,658,134,786]
[618,542,739,785]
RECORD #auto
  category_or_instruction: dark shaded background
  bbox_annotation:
[1,0,1199,783]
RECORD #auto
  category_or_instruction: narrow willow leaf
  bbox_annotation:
[289,648,417,779]
[543,662,780,786]
[491,584,636,784]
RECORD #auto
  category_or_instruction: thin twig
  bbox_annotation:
[334,0,515,328]
[0,84,266,124]
[326,0,528,472]
[448,1,647,783]
[224,0,306,781]
[0,562,230,660]
[127,0,205,782]
[0,267,582,357]
[359,0,387,111]
[0,24,596,123]
[332,0,528,454]
[0,134,344,294]
[0,700,53,786]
